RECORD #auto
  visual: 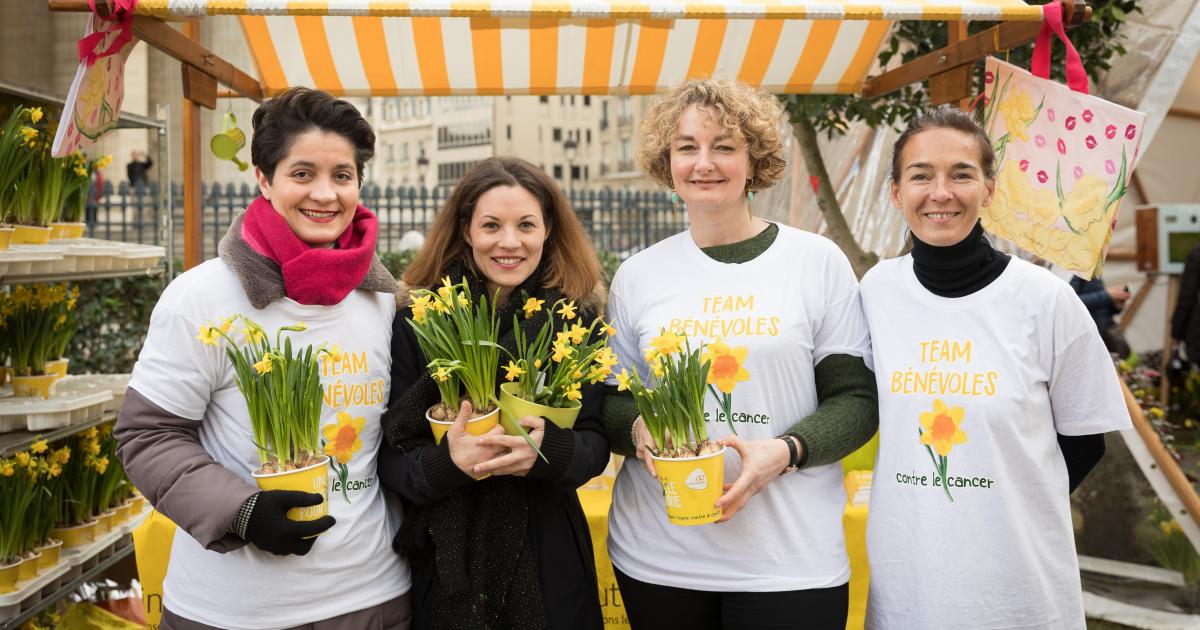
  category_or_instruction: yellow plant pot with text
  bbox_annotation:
[0,560,18,594]
[17,550,41,581]
[650,447,726,526]
[12,373,56,398]
[426,404,500,445]
[498,382,581,435]
[46,358,69,380]
[35,539,62,569]
[52,520,98,547]
[252,456,330,523]
[49,222,86,240]
[12,225,51,245]
[0,227,13,251]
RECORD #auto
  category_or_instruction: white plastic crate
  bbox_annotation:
[55,374,130,413]
[63,240,124,273]
[0,247,64,278]
[0,389,112,431]
[117,243,166,272]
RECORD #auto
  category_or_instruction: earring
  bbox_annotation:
[747,191,755,201]
[670,191,680,204]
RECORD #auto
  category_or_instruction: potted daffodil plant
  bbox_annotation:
[617,329,725,526]
[196,315,332,522]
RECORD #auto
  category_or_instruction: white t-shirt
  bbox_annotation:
[129,259,409,630]
[860,256,1130,630]
[605,224,872,592]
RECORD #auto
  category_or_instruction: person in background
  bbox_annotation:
[1069,275,1131,358]
[126,150,152,189]
[1172,242,1200,369]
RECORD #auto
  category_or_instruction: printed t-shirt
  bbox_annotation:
[860,256,1130,630]
[129,258,409,630]
[605,224,872,592]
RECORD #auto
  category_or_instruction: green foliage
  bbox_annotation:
[380,249,418,279]
[782,0,1142,139]
[598,250,622,287]
[67,275,163,375]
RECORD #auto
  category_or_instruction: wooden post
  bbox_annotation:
[1123,378,1200,532]
[183,21,203,270]
[1118,274,1154,333]
[1161,276,1181,405]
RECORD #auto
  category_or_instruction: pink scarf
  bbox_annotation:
[241,195,379,306]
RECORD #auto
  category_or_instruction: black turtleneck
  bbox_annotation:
[910,220,1010,297]
[909,220,1103,492]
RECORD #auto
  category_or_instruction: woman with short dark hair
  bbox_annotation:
[861,104,1130,629]
[379,156,608,629]
[116,87,411,630]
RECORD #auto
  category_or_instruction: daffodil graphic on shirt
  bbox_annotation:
[701,338,750,435]
[918,399,968,502]
[322,411,365,502]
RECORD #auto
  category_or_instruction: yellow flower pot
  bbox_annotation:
[49,222,86,240]
[12,225,52,245]
[12,373,56,398]
[498,382,581,436]
[131,494,147,513]
[116,500,135,523]
[252,456,330,523]
[17,550,41,581]
[46,358,69,380]
[96,509,118,534]
[52,519,98,547]
[0,560,19,594]
[650,446,726,526]
[426,404,500,445]
[0,226,14,251]
[35,539,62,569]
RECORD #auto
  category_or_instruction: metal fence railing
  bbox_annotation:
[87,181,689,262]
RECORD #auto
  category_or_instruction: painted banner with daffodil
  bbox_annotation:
[194,315,332,475]
[918,399,968,503]
[979,56,1145,279]
[496,295,618,433]
[702,338,750,436]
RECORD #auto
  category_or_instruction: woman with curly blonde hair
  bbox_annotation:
[602,79,878,629]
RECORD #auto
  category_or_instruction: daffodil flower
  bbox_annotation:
[503,361,526,381]
[30,107,43,123]
[195,324,219,346]
[433,367,452,382]
[564,382,583,402]
[601,321,616,337]
[552,342,573,363]
[523,297,545,318]
[557,301,577,320]
[568,324,588,345]
[30,439,48,454]
[650,329,684,356]
[253,356,273,374]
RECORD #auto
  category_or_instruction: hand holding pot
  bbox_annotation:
[244,490,336,556]
[473,416,545,477]
[713,435,795,523]
[447,400,506,479]
[632,416,657,478]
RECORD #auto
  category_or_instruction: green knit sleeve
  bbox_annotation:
[602,385,640,457]
[784,354,879,469]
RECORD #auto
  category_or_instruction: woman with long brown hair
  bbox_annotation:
[378,156,609,629]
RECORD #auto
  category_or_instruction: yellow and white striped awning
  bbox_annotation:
[139,0,1045,96]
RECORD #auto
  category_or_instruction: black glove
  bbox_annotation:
[242,490,336,556]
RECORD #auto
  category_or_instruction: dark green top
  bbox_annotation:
[602,222,879,469]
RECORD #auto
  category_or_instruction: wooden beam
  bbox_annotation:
[49,0,261,101]
[947,21,974,111]
[1169,105,1200,121]
[182,64,218,110]
[929,65,973,106]
[863,21,1042,98]
[183,21,204,270]
[1123,377,1200,533]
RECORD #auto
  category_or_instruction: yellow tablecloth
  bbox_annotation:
[577,473,872,630]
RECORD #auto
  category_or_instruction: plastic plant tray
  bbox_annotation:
[116,243,166,271]
[0,389,113,431]
[0,507,150,623]
[0,247,65,277]
[62,240,124,273]
[56,374,130,413]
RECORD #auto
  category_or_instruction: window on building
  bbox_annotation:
[506,125,512,140]
[559,96,565,106]
[540,96,549,103]
[584,165,589,179]
[570,95,576,106]
[387,144,394,163]
[571,165,581,180]
[553,165,563,179]
[586,129,592,143]
[553,128,562,142]
[584,96,591,106]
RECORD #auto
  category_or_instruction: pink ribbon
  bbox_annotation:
[1029,1,1089,95]
[77,0,138,68]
